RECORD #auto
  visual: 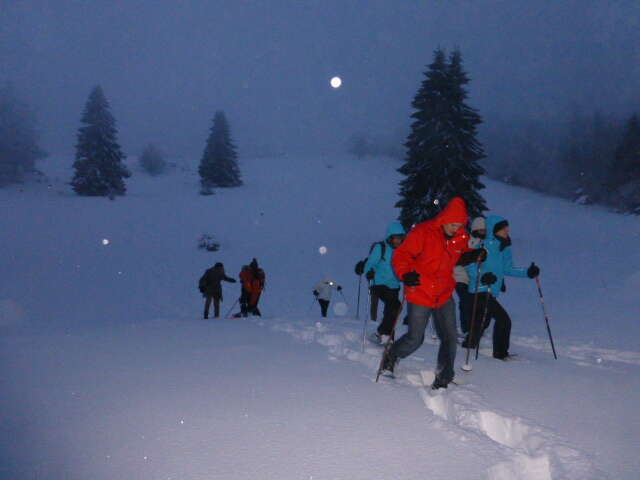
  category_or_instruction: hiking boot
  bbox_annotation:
[431,377,449,390]
[381,353,397,374]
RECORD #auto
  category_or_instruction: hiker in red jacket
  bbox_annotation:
[381,197,486,389]
[235,258,266,317]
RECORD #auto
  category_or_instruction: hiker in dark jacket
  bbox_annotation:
[199,262,236,319]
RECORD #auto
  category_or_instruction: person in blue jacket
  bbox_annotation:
[364,221,406,343]
[463,215,540,359]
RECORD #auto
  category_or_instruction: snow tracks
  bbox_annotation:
[264,317,606,480]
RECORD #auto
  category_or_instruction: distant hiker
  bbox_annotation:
[364,221,406,344]
[463,216,540,360]
[380,197,486,389]
[235,258,266,317]
[313,277,343,317]
[199,262,236,319]
[453,217,486,336]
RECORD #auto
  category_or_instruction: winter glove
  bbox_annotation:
[402,270,421,287]
[365,269,375,281]
[471,248,488,263]
[199,286,205,293]
[337,286,342,291]
[481,272,498,286]
[313,290,319,297]
[527,262,540,279]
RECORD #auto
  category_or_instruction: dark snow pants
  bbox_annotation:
[371,285,401,336]
[318,299,330,317]
[204,295,220,318]
[390,299,457,385]
[465,293,512,359]
[455,282,472,334]
[369,287,380,322]
[239,289,250,317]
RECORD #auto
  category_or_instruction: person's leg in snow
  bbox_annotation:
[318,299,329,317]
[431,298,457,386]
[204,295,213,319]
[375,286,401,336]
[489,297,512,359]
[386,303,433,374]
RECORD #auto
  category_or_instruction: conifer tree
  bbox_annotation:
[198,110,241,194]
[71,86,130,196]
[396,49,487,226]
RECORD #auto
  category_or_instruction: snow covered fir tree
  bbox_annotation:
[70,85,130,196]
[396,49,487,226]
[0,83,46,186]
[198,110,242,195]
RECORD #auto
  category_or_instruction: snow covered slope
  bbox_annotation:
[1,153,638,479]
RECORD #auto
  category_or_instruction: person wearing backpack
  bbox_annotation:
[312,277,343,317]
[198,262,236,319]
[233,259,266,317]
[363,221,406,344]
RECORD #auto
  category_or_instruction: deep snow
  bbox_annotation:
[1,153,639,479]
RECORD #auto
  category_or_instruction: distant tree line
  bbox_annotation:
[483,111,640,214]
[0,83,243,197]
[0,84,47,186]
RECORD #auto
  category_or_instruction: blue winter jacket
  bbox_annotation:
[466,215,527,297]
[363,222,406,289]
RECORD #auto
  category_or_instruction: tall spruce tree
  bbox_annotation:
[198,110,241,194]
[71,86,129,196]
[396,49,487,227]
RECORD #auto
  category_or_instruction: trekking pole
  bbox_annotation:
[535,276,558,360]
[462,261,483,372]
[475,284,493,360]
[224,298,239,318]
[362,279,372,352]
[356,274,362,319]
[375,289,406,382]
[307,295,317,314]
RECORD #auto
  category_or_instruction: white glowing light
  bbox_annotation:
[319,246,328,255]
[433,199,440,206]
[102,238,110,245]
[330,76,342,88]
[333,302,348,316]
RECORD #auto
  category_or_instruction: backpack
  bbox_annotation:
[354,241,386,276]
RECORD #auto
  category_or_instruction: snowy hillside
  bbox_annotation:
[1,153,639,479]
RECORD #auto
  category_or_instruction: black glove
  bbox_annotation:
[402,270,421,287]
[313,290,319,297]
[481,272,497,285]
[527,262,540,278]
[337,286,342,291]
[365,269,375,280]
[471,248,487,263]
[199,286,205,293]
[229,278,237,283]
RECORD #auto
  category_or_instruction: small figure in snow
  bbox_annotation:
[463,216,540,360]
[453,217,486,336]
[313,277,343,317]
[363,221,406,344]
[198,262,236,319]
[381,197,485,389]
[234,258,266,317]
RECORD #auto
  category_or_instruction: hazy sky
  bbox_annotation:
[1,0,639,158]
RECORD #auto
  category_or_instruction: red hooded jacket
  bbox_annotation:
[392,197,470,308]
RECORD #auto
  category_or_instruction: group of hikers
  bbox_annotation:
[362,197,541,389]
[197,196,541,390]
[198,258,265,319]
